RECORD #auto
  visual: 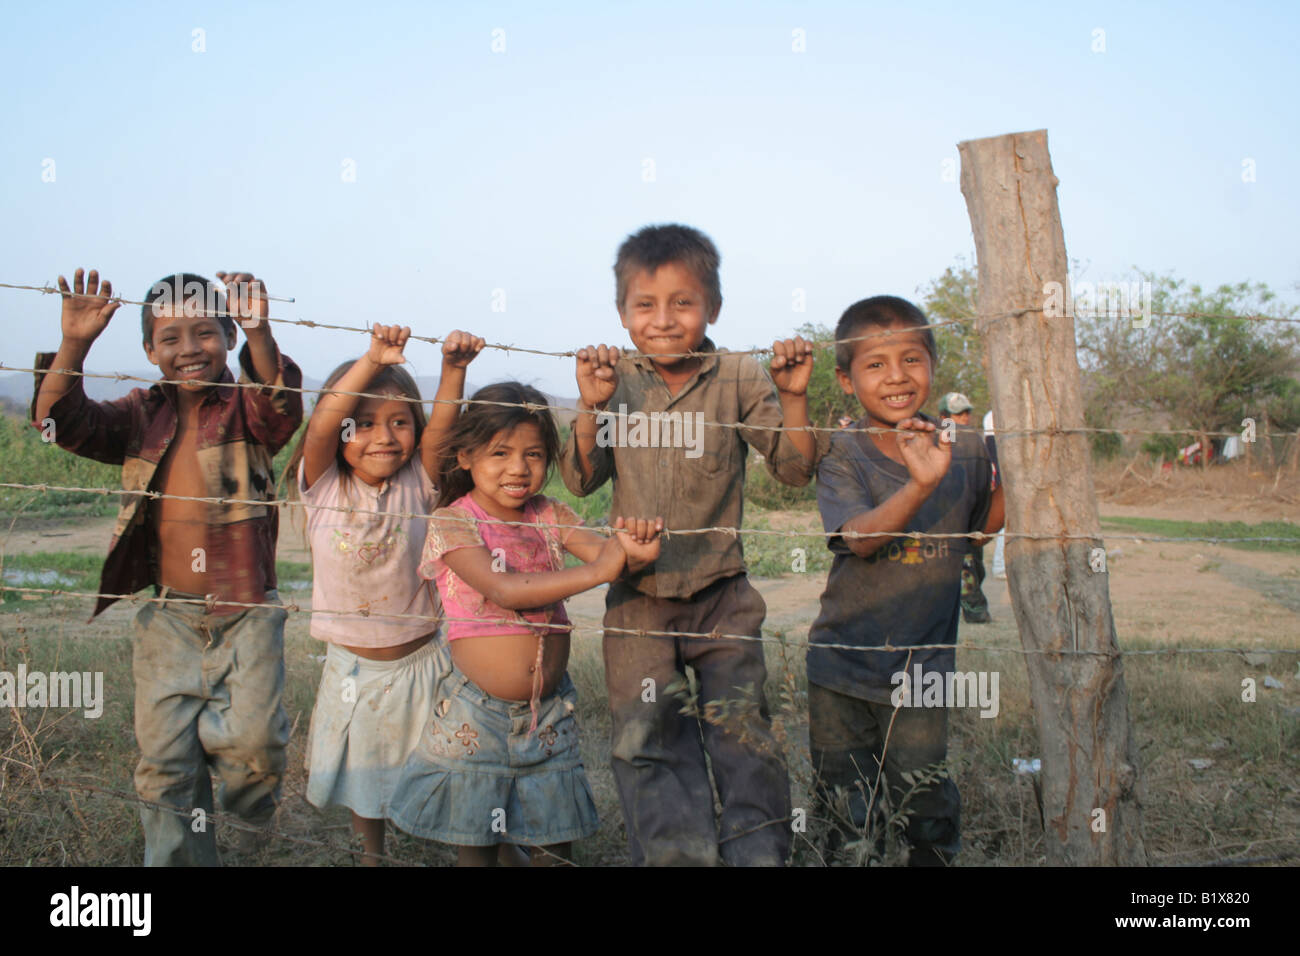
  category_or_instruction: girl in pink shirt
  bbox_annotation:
[286,324,482,865]
[388,382,661,866]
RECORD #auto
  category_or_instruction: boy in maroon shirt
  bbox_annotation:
[32,268,303,865]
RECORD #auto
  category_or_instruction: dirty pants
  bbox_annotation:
[603,574,790,866]
[960,545,990,620]
[132,588,289,866]
[808,682,960,865]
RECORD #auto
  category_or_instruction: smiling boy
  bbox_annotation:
[808,296,1003,866]
[559,224,819,866]
[31,268,303,865]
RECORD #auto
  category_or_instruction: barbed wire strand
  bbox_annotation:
[2,585,1294,659]
[0,481,1296,544]
[8,363,1297,444]
[5,280,1300,361]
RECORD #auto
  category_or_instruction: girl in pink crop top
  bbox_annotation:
[407,381,661,866]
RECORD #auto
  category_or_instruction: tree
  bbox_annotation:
[918,261,990,418]
[1076,274,1300,462]
[792,321,861,429]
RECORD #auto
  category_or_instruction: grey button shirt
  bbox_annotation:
[557,337,819,599]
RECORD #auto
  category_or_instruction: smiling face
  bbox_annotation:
[458,421,549,521]
[836,323,934,431]
[145,308,236,389]
[619,261,718,379]
[340,394,419,486]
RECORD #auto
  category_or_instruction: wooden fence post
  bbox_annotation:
[958,130,1146,865]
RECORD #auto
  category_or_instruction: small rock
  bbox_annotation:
[1187,758,1214,771]
[1207,737,1229,751]
[1263,676,1284,690]
[1242,651,1272,667]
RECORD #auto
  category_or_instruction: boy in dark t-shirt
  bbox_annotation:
[808,296,1004,866]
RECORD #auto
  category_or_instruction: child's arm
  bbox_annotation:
[837,418,952,559]
[300,324,410,490]
[217,272,281,386]
[737,339,822,488]
[421,330,485,481]
[972,482,1006,546]
[34,268,122,424]
[769,335,817,466]
[441,534,627,611]
[563,516,663,574]
[562,344,621,492]
[218,271,304,453]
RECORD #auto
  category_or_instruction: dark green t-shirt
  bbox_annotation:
[807,417,993,703]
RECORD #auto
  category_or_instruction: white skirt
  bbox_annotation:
[305,638,448,818]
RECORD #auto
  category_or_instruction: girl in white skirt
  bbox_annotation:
[286,323,482,864]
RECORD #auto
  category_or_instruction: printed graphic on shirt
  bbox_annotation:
[330,525,408,565]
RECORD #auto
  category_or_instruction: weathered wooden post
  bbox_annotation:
[958,130,1146,865]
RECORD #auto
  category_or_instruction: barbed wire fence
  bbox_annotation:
[2,168,1298,866]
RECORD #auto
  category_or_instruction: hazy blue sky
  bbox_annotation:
[2,0,1295,395]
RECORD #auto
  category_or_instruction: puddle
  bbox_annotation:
[2,569,77,587]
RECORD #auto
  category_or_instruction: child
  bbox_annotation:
[558,223,820,866]
[387,382,662,866]
[807,296,1004,866]
[287,323,483,864]
[31,268,303,866]
[939,392,993,624]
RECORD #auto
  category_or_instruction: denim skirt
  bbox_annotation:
[387,642,599,847]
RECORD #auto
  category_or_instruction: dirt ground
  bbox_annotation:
[1,486,1296,866]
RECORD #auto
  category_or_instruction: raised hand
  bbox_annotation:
[57,268,120,344]
[576,344,621,410]
[894,417,952,492]
[611,515,663,573]
[366,324,412,366]
[215,271,268,329]
[770,335,814,396]
[442,330,485,369]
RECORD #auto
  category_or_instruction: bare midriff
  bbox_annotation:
[451,631,570,701]
[342,631,436,661]
[151,408,211,595]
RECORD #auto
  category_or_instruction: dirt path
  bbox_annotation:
[4,509,1295,651]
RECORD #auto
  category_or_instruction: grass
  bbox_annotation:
[0,411,306,521]
[0,415,121,519]
[0,552,317,612]
[2,416,1296,866]
[1100,516,1300,553]
[2,603,1294,866]
[742,511,833,579]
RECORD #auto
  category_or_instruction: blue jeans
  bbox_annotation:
[132,588,289,866]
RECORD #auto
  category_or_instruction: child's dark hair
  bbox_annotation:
[436,382,560,509]
[834,295,938,371]
[279,359,427,504]
[614,223,722,317]
[141,274,236,346]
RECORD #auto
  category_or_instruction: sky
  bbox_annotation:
[2,0,1296,396]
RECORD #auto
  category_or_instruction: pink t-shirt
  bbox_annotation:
[420,493,582,639]
[299,457,441,647]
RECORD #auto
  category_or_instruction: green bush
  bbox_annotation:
[0,414,122,517]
